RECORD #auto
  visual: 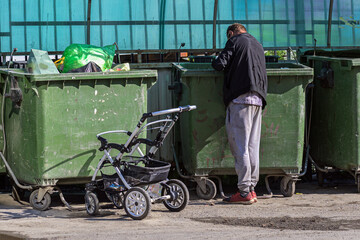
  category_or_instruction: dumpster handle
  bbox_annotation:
[262,175,298,199]
[288,47,299,65]
[0,152,33,190]
[7,48,17,69]
[1,73,8,155]
[171,144,193,180]
[0,76,31,190]
[302,83,334,175]
[264,175,274,198]
[308,154,331,173]
[211,176,227,199]
[0,70,32,190]
[298,145,310,177]
[55,187,85,212]
[298,82,315,178]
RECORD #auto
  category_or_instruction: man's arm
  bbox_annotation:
[211,39,235,71]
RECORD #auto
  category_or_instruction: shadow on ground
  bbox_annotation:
[192,216,360,231]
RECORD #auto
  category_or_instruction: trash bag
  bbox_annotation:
[112,63,130,71]
[68,61,102,73]
[27,49,59,74]
[59,44,115,73]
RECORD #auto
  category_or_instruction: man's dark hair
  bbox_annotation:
[227,23,247,34]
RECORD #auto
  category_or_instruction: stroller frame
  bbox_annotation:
[85,105,196,220]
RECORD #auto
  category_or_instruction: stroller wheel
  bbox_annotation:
[162,179,189,212]
[124,187,151,220]
[85,191,99,216]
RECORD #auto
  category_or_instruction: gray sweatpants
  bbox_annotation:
[226,102,262,193]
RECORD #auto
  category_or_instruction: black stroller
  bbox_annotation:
[85,105,196,220]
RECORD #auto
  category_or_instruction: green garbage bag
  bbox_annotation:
[60,44,115,73]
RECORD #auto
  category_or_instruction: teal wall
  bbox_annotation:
[0,0,359,53]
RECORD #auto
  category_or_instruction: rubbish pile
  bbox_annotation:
[26,43,130,74]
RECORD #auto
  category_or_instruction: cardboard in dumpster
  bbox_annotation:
[27,49,59,74]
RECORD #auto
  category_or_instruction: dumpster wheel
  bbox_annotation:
[316,170,325,187]
[29,189,51,211]
[357,175,360,193]
[196,178,217,200]
[280,176,296,197]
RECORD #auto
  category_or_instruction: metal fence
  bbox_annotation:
[0,0,359,55]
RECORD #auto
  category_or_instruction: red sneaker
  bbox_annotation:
[223,192,254,204]
[251,190,258,203]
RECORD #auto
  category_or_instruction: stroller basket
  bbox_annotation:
[101,173,124,191]
[122,158,171,186]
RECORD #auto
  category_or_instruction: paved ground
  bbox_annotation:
[0,178,360,240]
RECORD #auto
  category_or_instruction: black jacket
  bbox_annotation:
[212,33,268,109]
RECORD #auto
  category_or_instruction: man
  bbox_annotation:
[212,23,268,204]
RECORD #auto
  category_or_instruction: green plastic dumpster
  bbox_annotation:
[297,48,360,65]
[0,69,156,207]
[0,152,4,175]
[172,62,313,198]
[307,55,360,192]
[0,86,4,175]
[0,163,5,174]
[131,63,174,163]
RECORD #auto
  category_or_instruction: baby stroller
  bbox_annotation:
[85,105,196,220]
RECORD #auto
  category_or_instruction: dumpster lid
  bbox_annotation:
[266,63,314,76]
[173,62,313,77]
[172,63,223,77]
[130,63,173,69]
[298,48,360,59]
[307,56,360,67]
[0,69,158,82]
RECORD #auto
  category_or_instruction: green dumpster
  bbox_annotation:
[131,63,174,163]
[0,85,4,175]
[0,69,156,198]
[0,152,4,175]
[0,163,5,174]
[297,48,360,65]
[307,55,360,192]
[173,62,312,198]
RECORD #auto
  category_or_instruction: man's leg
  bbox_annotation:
[249,106,262,190]
[226,102,253,194]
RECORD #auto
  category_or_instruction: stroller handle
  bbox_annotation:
[149,105,196,117]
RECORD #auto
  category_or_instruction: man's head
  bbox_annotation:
[226,23,247,39]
